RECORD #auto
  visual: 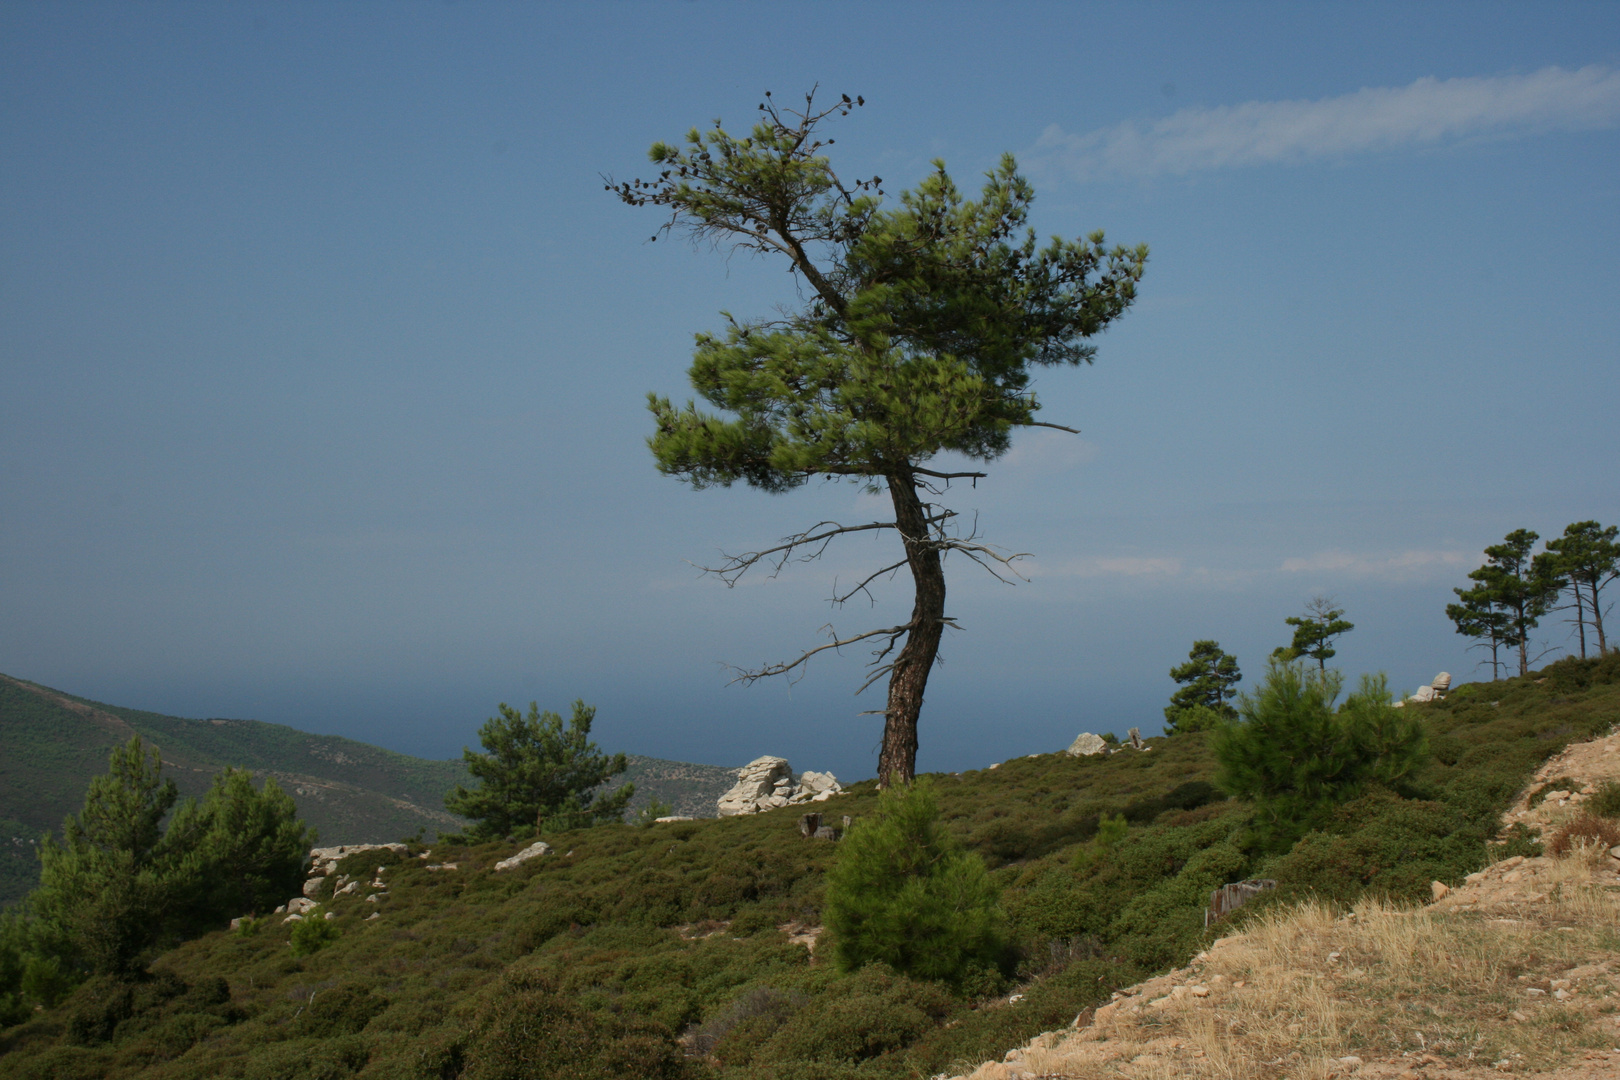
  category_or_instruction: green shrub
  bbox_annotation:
[292,982,387,1038]
[288,916,339,957]
[1213,662,1427,848]
[1588,780,1620,819]
[824,780,1005,987]
[1164,703,1228,734]
[1,912,75,1027]
[457,970,689,1080]
[689,985,807,1058]
[1071,813,1126,871]
[241,1034,370,1080]
[747,966,954,1067]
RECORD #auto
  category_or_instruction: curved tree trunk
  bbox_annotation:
[876,469,946,787]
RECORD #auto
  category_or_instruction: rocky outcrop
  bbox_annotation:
[493,840,552,871]
[307,843,407,877]
[1066,733,1110,757]
[716,757,843,816]
[1395,671,1453,707]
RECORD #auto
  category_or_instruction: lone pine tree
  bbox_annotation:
[611,90,1147,784]
[445,700,632,839]
[1273,596,1354,674]
[1164,639,1241,732]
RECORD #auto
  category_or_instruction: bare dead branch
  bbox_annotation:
[699,511,956,586]
[1018,420,1082,434]
[728,622,912,686]
[944,538,1032,585]
[855,616,959,694]
[697,520,897,585]
[830,559,909,606]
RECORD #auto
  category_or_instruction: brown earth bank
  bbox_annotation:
[947,729,1620,1080]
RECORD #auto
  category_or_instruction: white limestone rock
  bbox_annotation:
[1066,733,1110,757]
[797,771,840,796]
[1411,685,1437,703]
[307,842,408,877]
[286,897,316,915]
[716,756,842,816]
[1432,671,1452,693]
[493,840,553,872]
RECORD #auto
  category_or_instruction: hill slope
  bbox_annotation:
[0,675,739,906]
[951,706,1620,1079]
[2,655,1615,1079]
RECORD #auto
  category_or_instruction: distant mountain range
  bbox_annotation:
[0,673,739,907]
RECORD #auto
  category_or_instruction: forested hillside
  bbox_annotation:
[3,654,1615,1079]
[0,676,737,907]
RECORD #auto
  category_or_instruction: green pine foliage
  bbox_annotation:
[1451,529,1563,678]
[616,91,1147,785]
[286,917,339,958]
[12,735,313,1019]
[444,700,633,840]
[1543,520,1619,658]
[824,780,1004,988]
[31,738,183,977]
[1272,596,1354,672]
[1212,661,1428,847]
[164,769,314,935]
[1164,640,1241,732]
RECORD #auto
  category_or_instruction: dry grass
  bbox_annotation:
[968,851,1620,1080]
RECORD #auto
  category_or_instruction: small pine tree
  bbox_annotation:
[28,739,319,979]
[445,700,633,839]
[1212,660,1427,848]
[163,768,314,932]
[1164,640,1241,733]
[32,736,181,975]
[823,779,1004,987]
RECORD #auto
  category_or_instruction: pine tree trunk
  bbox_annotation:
[1590,579,1609,655]
[876,469,945,787]
[1573,580,1588,659]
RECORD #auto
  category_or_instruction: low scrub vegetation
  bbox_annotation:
[0,653,1615,1078]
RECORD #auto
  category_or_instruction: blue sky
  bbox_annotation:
[3,3,1617,783]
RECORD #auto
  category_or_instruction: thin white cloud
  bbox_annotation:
[1280,549,1472,581]
[1028,555,1184,580]
[1035,65,1620,179]
[1000,430,1100,474]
